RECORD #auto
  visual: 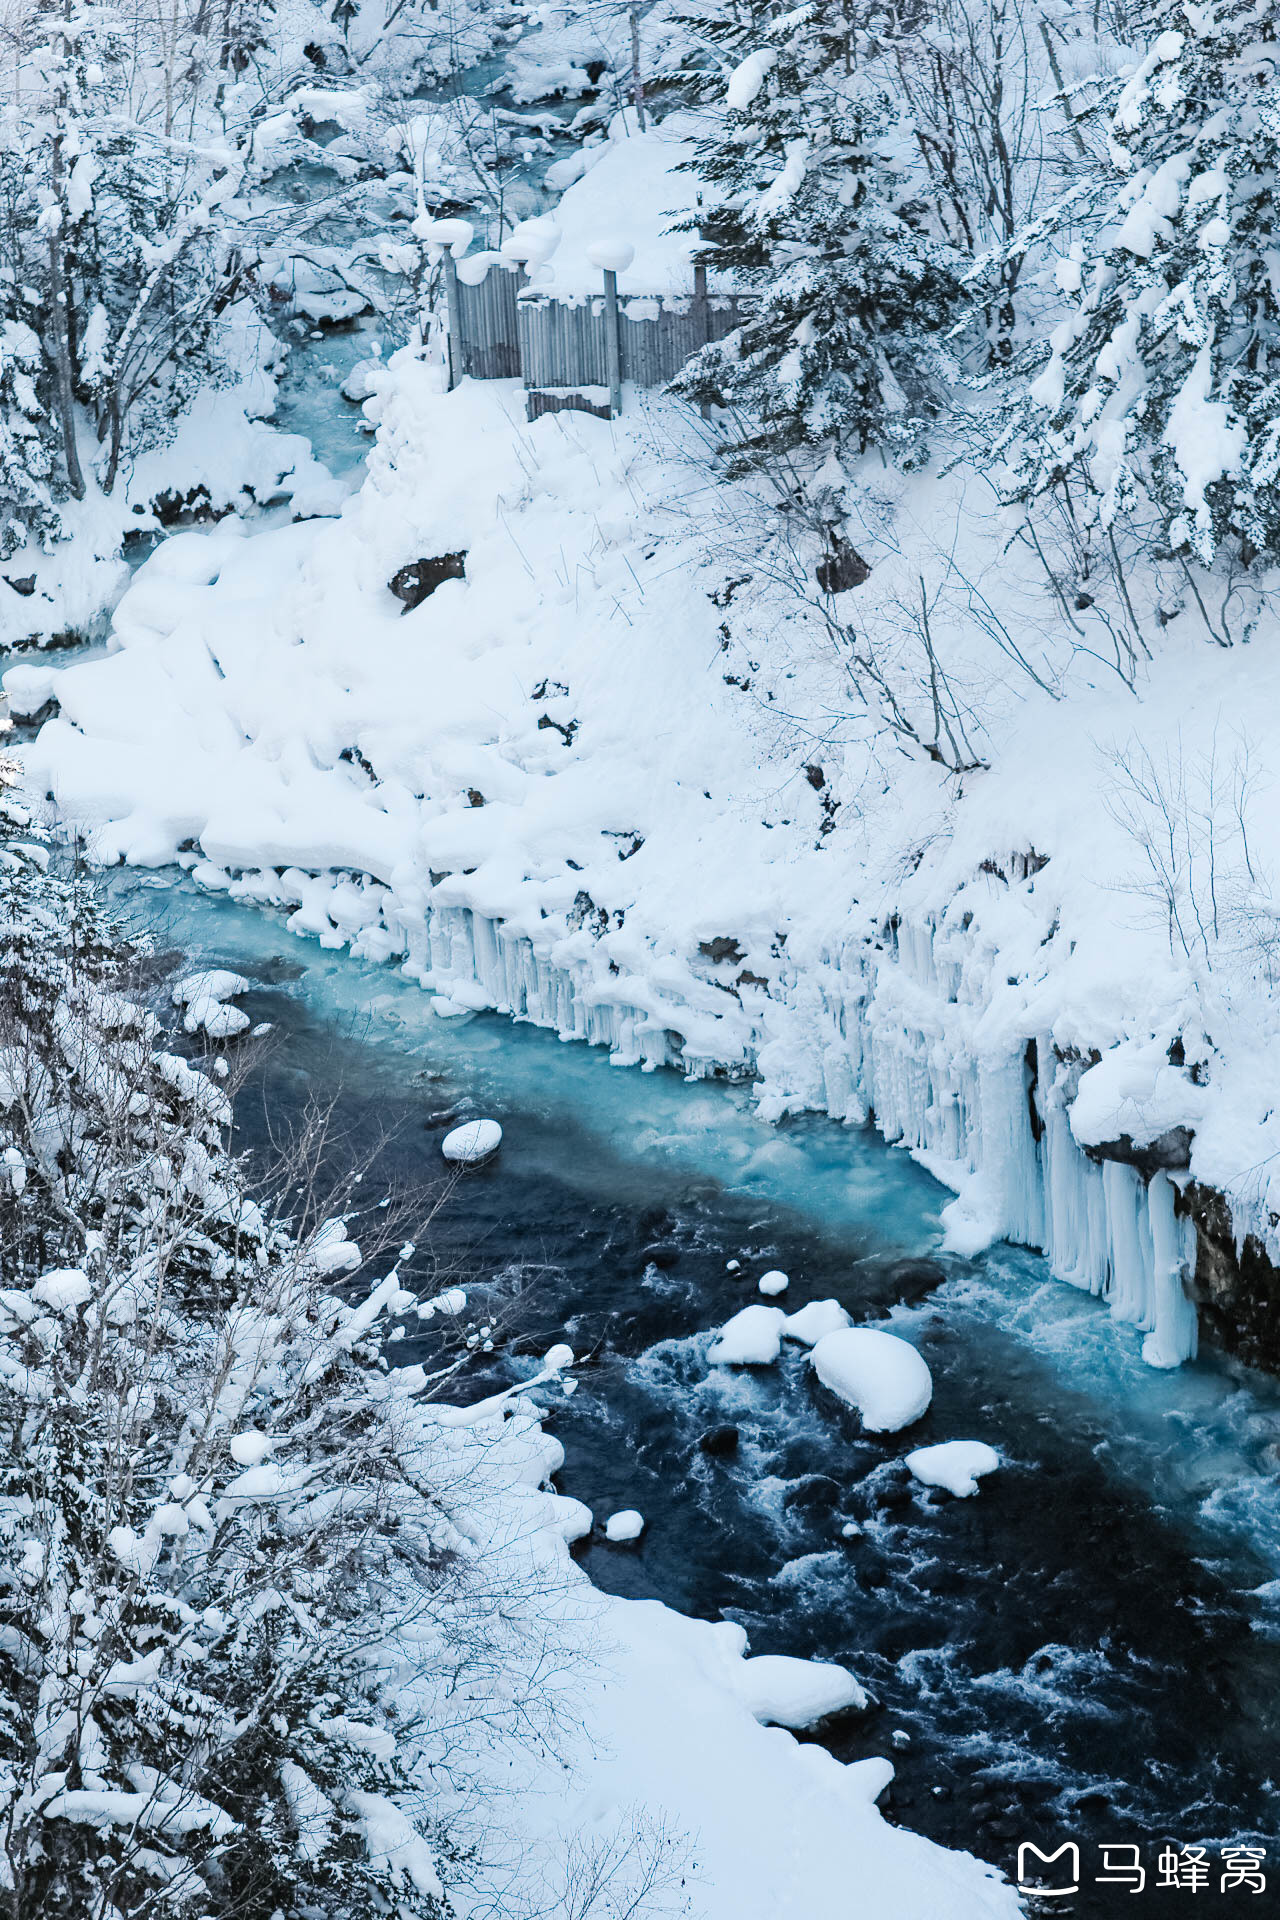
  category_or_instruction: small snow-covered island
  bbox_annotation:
[1,0,1279,1913]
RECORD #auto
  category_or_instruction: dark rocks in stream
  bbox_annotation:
[782,1474,842,1521]
[845,1255,948,1315]
[697,1424,740,1459]
[389,552,466,611]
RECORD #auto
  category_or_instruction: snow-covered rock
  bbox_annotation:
[904,1441,1000,1498]
[729,1652,867,1728]
[604,1508,645,1542]
[172,969,251,1040]
[441,1118,503,1164]
[809,1329,933,1432]
[757,1268,789,1296]
[782,1299,853,1346]
[708,1304,786,1366]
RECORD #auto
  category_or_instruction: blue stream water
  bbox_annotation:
[96,868,1280,1915]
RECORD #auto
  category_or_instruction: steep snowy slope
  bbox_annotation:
[17,345,1280,1372]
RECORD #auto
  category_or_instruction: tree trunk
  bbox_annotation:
[46,138,85,500]
[628,8,646,130]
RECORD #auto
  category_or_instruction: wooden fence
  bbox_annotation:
[443,256,751,416]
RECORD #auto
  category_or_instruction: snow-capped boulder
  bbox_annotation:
[172,970,251,1040]
[729,1653,866,1728]
[782,1299,851,1346]
[604,1509,645,1543]
[905,1441,1000,1498]
[708,1303,786,1366]
[441,1118,502,1164]
[809,1328,932,1432]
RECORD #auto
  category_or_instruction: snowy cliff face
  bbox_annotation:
[17,355,1280,1371]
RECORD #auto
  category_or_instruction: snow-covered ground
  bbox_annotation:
[17,334,1274,1373]
[0,305,349,655]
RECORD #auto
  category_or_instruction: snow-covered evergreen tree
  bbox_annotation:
[991,0,1280,568]
[674,4,963,476]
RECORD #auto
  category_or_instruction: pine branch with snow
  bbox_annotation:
[986,0,1280,569]
[673,3,963,479]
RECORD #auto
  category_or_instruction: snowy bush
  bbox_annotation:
[0,767,576,1917]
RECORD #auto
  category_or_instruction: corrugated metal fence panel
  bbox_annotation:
[518,298,610,388]
[618,296,751,387]
[450,277,755,392]
[452,267,521,380]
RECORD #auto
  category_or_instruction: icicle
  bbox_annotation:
[1142,1170,1199,1368]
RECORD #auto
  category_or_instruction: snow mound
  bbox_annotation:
[904,1442,1000,1498]
[543,115,735,296]
[172,969,251,1040]
[441,1118,502,1164]
[1069,1038,1204,1149]
[32,1267,91,1314]
[310,1219,362,1277]
[729,1653,867,1728]
[782,1299,852,1346]
[604,1509,645,1542]
[587,238,635,274]
[809,1328,933,1432]
[757,1268,789,1295]
[3,664,58,717]
[229,1431,273,1466]
[708,1303,786,1366]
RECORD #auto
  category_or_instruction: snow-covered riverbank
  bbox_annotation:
[18,341,1280,1375]
[428,1385,1021,1919]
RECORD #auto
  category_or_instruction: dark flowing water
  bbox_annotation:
[98,869,1280,1915]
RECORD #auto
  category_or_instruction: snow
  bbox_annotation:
[229,1430,273,1466]
[726,48,776,110]
[586,238,635,274]
[604,1508,645,1542]
[1069,1039,1203,1149]
[14,327,1268,1382]
[532,115,733,296]
[3,664,58,717]
[782,1298,853,1346]
[904,1441,1001,1498]
[348,1790,444,1901]
[441,1117,503,1163]
[172,970,252,1040]
[708,1303,786,1366]
[728,1651,867,1727]
[412,1399,1021,1920]
[310,1218,363,1276]
[756,1267,789,1295]
[810,1328,933,1432]
[32,1267,91,1313]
